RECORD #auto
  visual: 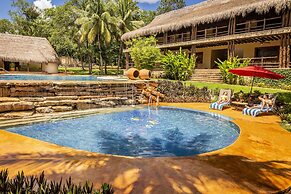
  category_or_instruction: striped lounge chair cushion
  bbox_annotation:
[242,107,273,117]
[210,102,229,110]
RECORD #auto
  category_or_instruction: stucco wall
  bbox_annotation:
[42,63,58,74]
[195,40,280,69]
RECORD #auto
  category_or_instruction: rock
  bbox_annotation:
[76,102,101,110]
[0,102,34,113]
[3,111,34,118]
[19,97,45,102]
[51,106,73,112]
[124,99,136,105]
[0,97,20,102]
[36,106,53,113]
[44,96,78,101]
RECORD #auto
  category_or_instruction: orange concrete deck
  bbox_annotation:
[0,103,290,193]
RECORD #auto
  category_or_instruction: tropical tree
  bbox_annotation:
[127,36,162,70]
[76,0,118,74]
[112,0,144,69]
[0,19,14,33]
[157,0,186,15]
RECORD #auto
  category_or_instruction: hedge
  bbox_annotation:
[254,69,291,90]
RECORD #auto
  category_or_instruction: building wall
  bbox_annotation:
[42,63,58,74]
[195,40,280,69]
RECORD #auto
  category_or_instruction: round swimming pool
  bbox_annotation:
[6,107,240,157]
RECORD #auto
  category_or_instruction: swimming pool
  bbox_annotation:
[6,107,240,157]
[0,74,127,81]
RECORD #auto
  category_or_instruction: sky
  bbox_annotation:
[0,0,205,19]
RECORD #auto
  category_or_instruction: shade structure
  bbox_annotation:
[229,66,285,93]
[229,66,285,79]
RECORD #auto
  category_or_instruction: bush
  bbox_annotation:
[157,80,211,102]
[215,57,250,84]
[126,36,162,70]
[0,169,114,194]
[254,69,291,90]
[162,48,195,81]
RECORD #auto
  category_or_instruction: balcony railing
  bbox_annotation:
[155,16,282,45]
[235,16,282,34]
[241,56,279,68]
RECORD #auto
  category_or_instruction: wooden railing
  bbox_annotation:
[241,56,279,68]
[155,16,282,45]
[235,16,282,34]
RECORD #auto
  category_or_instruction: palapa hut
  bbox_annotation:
[0,33,59,74]
[122,0,291,70]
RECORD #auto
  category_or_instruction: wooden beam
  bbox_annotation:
[287,34,290,68]
[163,32,168,44]
[191,25,197,40]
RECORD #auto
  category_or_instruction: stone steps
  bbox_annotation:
[191,69,222,83]
[0,106,142,128]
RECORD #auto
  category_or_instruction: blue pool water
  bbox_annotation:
[0,74,127,81]
[6,107,240,157]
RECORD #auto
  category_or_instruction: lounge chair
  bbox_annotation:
[209,89,232,111]
[242,95,277,117]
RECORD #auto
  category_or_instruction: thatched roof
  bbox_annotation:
[122,0,291,41]
[0,33,59,64]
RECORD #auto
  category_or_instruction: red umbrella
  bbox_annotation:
[229,65,285,93]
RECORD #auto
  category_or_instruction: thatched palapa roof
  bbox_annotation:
[0,33,59,64]
[122,0,291,41]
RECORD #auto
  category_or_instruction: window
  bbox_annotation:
[255,46,279,57]
[196,52,203,64]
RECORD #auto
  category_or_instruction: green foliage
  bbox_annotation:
[254,69,291,90]
[162,48,195,81]
[157,0,186,14]
[0,169,114,194]
[139,10,156,25]
[127,36,162,70]
[157,80,211,102]
[215,57,251,84]
[0,19,14,33]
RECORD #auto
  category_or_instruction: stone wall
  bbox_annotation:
[0,81,150,118]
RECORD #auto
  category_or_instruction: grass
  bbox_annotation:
[184,81,290,93]
[58,67,123,75]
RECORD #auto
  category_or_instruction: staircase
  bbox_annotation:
[191,69,223,83]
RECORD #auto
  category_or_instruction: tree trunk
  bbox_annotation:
[117,43,124,73]
[97,35,103,74]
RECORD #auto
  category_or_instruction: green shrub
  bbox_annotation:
[0,169,114,194]
[157,80,211,102]
[254,69,291,90]
[162,48,196,81]
[126,36,162,70]
[215,57,250,84]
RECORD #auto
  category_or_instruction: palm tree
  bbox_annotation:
[75,0,117,74]
[113,0,144,69]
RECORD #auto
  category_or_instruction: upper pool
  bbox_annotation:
[6,107,240,157]
[0,74,127,81]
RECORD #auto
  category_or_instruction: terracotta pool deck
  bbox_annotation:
[0,103,290,193]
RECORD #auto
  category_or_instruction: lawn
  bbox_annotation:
[58,67,123,75]
[184,81,290,94]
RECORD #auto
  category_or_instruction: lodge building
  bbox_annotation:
[122,0,291,71]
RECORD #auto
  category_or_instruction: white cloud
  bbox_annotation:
[135,0,159,4]
[33,0,54,10]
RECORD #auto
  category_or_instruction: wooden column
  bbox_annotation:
[191,25,197,40]
[125,52,130,69]
[287,34,290,68]
[191,45,196,57]
[163,32,168,44]
[228,40,235,59]
[279,34,290,68]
